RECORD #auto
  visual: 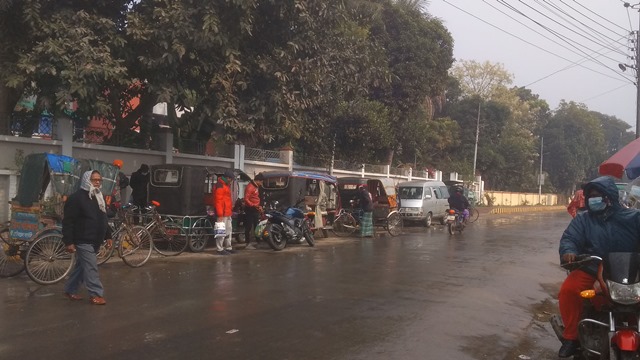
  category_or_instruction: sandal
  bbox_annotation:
[89,296,106,305]
[64,293,83,301]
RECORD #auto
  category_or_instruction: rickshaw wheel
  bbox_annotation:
[119,225,153,268]
[386,212,403,237]
[0,226,25,277]
[189,218,211,253]
[303,219,315,247]
[25,233,74,285]
[266,223,287,251]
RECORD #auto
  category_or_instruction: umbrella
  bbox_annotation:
[599,137,640,180]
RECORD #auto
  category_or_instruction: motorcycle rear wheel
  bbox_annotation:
[303,219,315,247]
[447,222,454,235]
[266,223,287,251]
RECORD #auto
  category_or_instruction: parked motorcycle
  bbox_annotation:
[258,201,315,251]
[445,209,464,234]
[550,253,640,359]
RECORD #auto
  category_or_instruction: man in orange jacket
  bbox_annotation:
[567,188,585,218]
[214,170,235,255]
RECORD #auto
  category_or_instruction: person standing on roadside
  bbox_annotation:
[111,159,129,205]
[243,177,263,249]
[357,185,374,237]
[129,164,150,208]
[62,170,111,305]
[214,170,235,255]
[567,187,586,218]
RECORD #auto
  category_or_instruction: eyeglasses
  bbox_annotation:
[90,178,102,183]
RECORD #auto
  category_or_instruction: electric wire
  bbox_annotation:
[578,83,632,102]
[525,43,628,87]
[578,0,634,33]
[626,7,634,32]
[505,0,628,64]
[543,0,628,53]
[497,0,635,83]
[441,0,634,83]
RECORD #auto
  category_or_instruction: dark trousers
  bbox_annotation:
[244,207,260,244]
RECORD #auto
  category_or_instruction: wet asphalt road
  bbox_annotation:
[0,211,569,360]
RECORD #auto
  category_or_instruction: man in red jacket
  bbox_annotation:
[243,178,263,249]
[214,170,235,255]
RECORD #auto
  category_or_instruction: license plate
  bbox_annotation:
[446,215,455,221]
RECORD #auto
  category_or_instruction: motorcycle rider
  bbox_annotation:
[447,186,470,222]
[557,176,640,358]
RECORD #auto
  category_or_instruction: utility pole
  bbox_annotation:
[538,137,543,205]
[623,2,640,138]
[636,24,640,138]
[472,100,480,185]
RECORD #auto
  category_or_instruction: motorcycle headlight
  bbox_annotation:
[607,280,640,305]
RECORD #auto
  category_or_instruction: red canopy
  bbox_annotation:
[599,136,640,179]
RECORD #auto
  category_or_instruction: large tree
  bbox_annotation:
[543,101,605,193]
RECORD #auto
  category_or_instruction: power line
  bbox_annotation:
[497,0,634,83]
[525,43,628,87]
[543,0,628,53]
[578,0,634,33]
[579,83,632,102]
[441,0,634,83]
[505,0,627,64]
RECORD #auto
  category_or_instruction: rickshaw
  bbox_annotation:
[0,153,120,285]
[254,171,340,237]
[333,177,402,236]
[148,164,251,253]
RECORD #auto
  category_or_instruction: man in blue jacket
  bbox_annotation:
[557,176,640,357]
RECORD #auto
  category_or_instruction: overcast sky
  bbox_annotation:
[428,0,638,131]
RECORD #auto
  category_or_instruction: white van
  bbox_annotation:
[398,180,450,227]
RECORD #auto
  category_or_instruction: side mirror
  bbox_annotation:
[424,194,432,200]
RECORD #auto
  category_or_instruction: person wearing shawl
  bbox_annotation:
[62,170,112,305]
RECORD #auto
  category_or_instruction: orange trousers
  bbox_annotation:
[558,269,596,340]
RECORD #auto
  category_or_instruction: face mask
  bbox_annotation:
[588,197,607,212]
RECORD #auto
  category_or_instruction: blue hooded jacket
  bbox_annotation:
[559,176,640,275]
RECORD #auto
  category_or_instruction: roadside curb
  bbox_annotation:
[488,205,566,214]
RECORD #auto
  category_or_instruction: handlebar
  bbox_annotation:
[561,254,602,271]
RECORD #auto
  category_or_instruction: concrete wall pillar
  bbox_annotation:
[57,116,74,157]
[234,144,245,171]
[280,146,294,171]
[154,127,173,164]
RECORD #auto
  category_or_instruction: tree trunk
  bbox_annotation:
[0,84,21,135]
[384,148,394,166]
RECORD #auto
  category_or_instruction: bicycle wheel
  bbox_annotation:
[468,208,480,223]
[25,233,75,285]
[153,220,188,256]
[96,239,116,266]
[119,225,153,268]
[386,212,403,237]
[332,214,357,237]
[189,218,212,253]
[0,225,25,277]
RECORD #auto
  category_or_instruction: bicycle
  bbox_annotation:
[332,208,360,237]
[468,206,480,223]
[143,201,189,256]
[97,204,153,268]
